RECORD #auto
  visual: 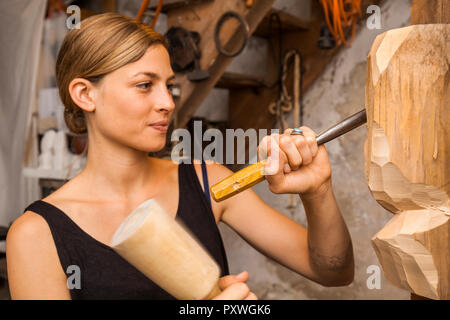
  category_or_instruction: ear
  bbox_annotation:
[68,77,98,112]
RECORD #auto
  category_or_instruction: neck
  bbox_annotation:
[79,133,156,202]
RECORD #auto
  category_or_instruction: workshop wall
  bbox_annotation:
[217,0,413,299]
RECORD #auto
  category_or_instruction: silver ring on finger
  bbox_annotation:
[290,128,304,136]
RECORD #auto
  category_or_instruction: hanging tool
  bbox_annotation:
[317,22,336,49]
[210,109,367,202]
[165,26,210,81]
[214,11,249,57]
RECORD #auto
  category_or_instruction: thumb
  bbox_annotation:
[218,271,249,290]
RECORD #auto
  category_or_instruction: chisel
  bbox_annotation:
[210,109,367,202]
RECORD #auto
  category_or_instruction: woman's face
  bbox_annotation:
[90,44,176,153]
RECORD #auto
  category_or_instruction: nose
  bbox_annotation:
[154,84,175,114]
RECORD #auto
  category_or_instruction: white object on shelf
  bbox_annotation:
[22,161,84,180]
[53,130,69,170]
[38,87,68,131]
[39,129,56,169]
[40,129,56,152]
[35,129,86,179]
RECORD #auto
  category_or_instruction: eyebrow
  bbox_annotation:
[132,71,176,81]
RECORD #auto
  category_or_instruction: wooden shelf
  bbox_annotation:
[22,167,83,180]
[215,72,268,89]
[149,0,213,12]
[167,0,276,129]
[254,8,310,38]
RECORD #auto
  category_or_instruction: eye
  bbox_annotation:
[136,82,152,90]
[167,84,176,95]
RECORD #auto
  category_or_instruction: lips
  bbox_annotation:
[149,120,169,132]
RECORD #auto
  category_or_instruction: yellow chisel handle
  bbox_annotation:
[210,160,267,202]
[209,109,367,202]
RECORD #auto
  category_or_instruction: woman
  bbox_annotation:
[6,13,354,299]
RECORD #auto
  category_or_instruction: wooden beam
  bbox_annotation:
[167,0,276,130]
[149,0,213,12]
[80,8,98,20]
[216,72,268,89]
[254,7,310,38]
[411,0,450,24]
[102,0,116,12]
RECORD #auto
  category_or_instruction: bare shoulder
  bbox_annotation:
[6,210,59,269]
[7,210,53,247]
[7,210,69,299]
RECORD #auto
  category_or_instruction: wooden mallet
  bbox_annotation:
[110,199,222,300]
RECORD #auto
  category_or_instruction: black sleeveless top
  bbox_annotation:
[23,162,229,300]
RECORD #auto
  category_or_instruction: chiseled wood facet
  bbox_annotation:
[365,24,449,299]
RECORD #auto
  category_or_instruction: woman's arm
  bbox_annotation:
[207,127,354,287]
[6,212,71,299]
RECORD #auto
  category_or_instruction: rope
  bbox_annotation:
[268,49,303,132]
[267,48,304,215]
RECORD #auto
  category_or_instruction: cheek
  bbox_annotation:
[99,86,149,131]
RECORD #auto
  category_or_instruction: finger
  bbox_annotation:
[284,128,293,135]
[292,134,312,165]
[245,292,258,300]
[257,135,270,162]
[263,135,285,176]
[218,271,249,290]
[213,282,250,300]
[279,134,302,170]
[300,126,318,157]
[283,163,291,173]
[258,133,280,162]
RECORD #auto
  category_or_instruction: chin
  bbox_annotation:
[142,138,167,153]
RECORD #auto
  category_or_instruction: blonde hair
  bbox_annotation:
[56,12,168,134]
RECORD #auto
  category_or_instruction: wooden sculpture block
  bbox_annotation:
[365,24,449,299]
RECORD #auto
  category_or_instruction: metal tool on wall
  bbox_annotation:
[214,11,249,58]
[165,26,210,81]
[210,109,367,202]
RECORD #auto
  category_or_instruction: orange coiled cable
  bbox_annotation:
[319,0,362,46]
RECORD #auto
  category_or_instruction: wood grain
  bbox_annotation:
[410,0,450,24]
[366,24,449,300]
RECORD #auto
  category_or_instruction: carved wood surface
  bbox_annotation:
[365,24,449,299]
